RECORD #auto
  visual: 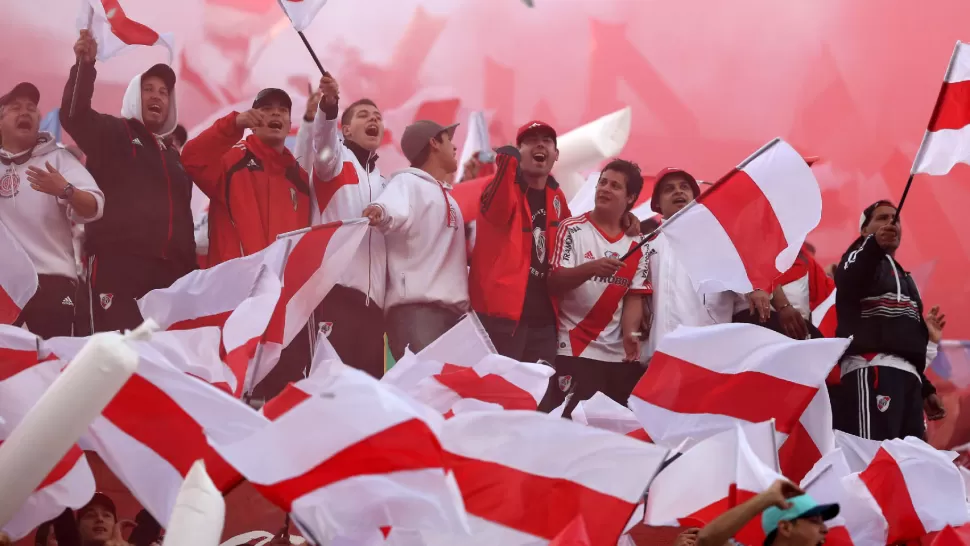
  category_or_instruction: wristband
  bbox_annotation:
[777,302,792,311]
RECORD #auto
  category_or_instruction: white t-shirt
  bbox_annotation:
[552,213,651,362]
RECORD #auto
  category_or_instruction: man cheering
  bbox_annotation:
[60,30,195,332]
[539,159,650,414]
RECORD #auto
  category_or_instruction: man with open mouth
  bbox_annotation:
[0,82,103,338]
[60,30,196,334]
[309,72,389,379]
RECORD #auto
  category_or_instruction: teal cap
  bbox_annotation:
[761,494,839,545]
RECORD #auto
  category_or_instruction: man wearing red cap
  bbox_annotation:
[76,493,120,546]
[469,121,569,365]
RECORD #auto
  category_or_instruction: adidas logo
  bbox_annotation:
[584,251,594,260]
[246,159,259,169]
[131,137,143,146]
[61,296,74,306]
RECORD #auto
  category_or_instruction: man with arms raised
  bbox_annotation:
[310,73,387,378]
[540,159,650,414]
[363,120,467,358]
[60,30,195,332]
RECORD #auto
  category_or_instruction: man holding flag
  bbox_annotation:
[60,30,196,334]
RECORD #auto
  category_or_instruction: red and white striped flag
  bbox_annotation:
[138,241,288,395]
[45,334,262,527]
[629,324,850,482]
[0,221,38,325]
[406,354,552,416]
[662,138,822,293]
[77,0,175,62]
[438,411,669,546]
[211,361,470,541]
[913,42,970,175]
[842,438,969,544]
[644,421,782,546]
[0,326,44,382]
[569,392,651,443]
[799,449,869,546]
[0,359,95,540]
[277,0,329,32]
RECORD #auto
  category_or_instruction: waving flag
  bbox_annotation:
[0,326,44,382]
[661,138,822,293]
[570,392,651,442]
[77,0,175,62]
[0,359,95,540]
[277,0,329,32]
[799,449,871,546]
[629,324,850,482]
[0,220,38,325]
[912,42,970,175]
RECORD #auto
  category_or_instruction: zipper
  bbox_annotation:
[364,150,376,307]
[886,256,902,302]
[153,135,175,260]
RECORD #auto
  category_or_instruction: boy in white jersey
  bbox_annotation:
[539,159,650,415]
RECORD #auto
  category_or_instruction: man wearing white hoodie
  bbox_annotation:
[0,82,103,337]
[363,120,468,360]
[60,30,196,333]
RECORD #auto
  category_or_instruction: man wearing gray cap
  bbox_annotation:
[362,120,468,359]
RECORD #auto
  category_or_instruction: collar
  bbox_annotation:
[245,134,297,169]
[345,139,378,172]
[0,144,37,166]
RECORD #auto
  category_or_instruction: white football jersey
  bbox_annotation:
[552,214,651,362]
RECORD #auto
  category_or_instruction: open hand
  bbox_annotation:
[26,162,69,197]
[74,29,97,63]
[236,109,268,130]
[304,86,322,121]
[926,305,946,344]
[778,305,809,340]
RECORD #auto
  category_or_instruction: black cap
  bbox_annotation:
[77,492,117,520]
[142,64,176,91]
[253,88,292,111]
[0,82,40,107]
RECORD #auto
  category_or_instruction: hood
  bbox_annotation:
[391,167,452,189]
[0,131,58,162]
[120,70,178,137]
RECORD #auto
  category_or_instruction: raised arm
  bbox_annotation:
[696,480,803,546]
[294,88,322,174]
[479,146,522,227]
[311,74,343,182]
[59,31,116,158]
[180,111,246,200]
[835,234,888,298]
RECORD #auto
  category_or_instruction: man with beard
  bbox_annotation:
[60,30,195,333]
[310,73,388,378]
[0,82,103,337]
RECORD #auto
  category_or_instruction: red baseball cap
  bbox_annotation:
[516,120,557,146]
[651,167,700,213]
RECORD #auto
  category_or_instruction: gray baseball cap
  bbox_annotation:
[401,120,459,165]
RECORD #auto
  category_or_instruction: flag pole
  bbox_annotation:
[297,30,327,75]
[70,16,94,119]
[893,174,916,222]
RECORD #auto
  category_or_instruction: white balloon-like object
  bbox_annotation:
[163,460,226,546]
[0,323,153,528]
[552,106,633,200]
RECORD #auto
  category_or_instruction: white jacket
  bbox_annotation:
[311,116,387,307]
[0,132,104,279]
[371,168,469,312]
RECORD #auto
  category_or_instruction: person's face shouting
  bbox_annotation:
[140,76,170,133]
[518,131,558,178]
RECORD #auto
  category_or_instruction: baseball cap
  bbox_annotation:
[761,494,839,546]
[859,199,896,230]
[0,82,40,107]
[650,167,700,213]
[142,64,176,91]
[77,492,118,520]
[401,119,459,165]
[253,88,292,111]
[516,120,557,147]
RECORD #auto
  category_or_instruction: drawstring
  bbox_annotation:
[439,182,455,227]
[885,255,902,302]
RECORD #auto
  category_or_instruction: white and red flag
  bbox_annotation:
[629,323,850,482]
[77,0,175,62]
[45,334,263,527]
[0,220,38,326]
[644,421,782,546]
[0,326,44,382]
[0,359,95,540]
[842,437,969,544]
[569,392,651,442]
[277,0,329,32]
[210,361,470,541]
[437,410,669,546]
[912,42,970,175]
[799,449,870,546]
[661,138,822,293]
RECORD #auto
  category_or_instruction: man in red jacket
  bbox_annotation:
[181,88,311,266]
[470,121,570,365]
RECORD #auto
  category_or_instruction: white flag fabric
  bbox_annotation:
[629,324,848,483]
[799,449,871,546]
[662,138,822,293]
[0,359,95,540]
[277,0,329,32]
[570,392,651,442]
[912,41,970,175]
[77,0,175,62]
[0,220,38,325]
[457,111,492,174]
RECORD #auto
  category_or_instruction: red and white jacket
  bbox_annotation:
[311,111,387,307]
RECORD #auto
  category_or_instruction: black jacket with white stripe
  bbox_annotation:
[834,234,935,396]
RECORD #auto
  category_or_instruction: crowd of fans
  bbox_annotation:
[0,28,952,545]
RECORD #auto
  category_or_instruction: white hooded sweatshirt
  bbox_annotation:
[120,69,179,138]
[0,132,104,279]
[370,168,469,312]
